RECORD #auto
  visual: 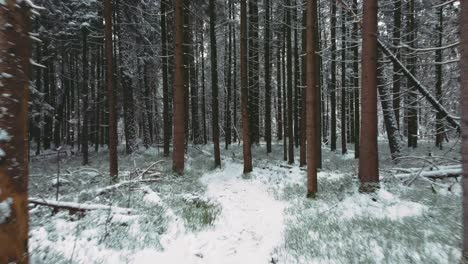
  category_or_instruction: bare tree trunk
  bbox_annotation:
[209,0,221,168]
[287,0,294,164]
[172,0,185,174]
[406,0,418,148]
[241,0,252,173]
[306,0,318,197]
[81,26,89,165]
[352,0,360,159]
[359,0,379,185]
[330,0,337,151]
[378,52,401,160]
[435,5,444,149]
[264,0,272,154]
[392,0,401,130]
[300,5,307,167]
[201,29,208,145]
[460,0,468,259]
[0,1,31,262]
[103,0,119,179]
[340,8,347,155]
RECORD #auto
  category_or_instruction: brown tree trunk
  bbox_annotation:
[287,0,294,164]
[352,0,360,159]
[340,8,347,155]
[264,0,272,154]
[81,26,89,165]
[359,0,379,184]
[103,0,118,179]
[330,0,337,152]
[306,0,318,197]
[241,0,252,173]
[172,0,185,174]
[460,0,468,259]
[209,0,221,168]
[0,1,31,262]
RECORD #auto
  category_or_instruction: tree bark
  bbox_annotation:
[172,0,185,174]
[287,0,294,164]
[0,1,31,262]
[460,0,468,259]
[241,0,252,173]
[264,0,272,153]
[209,0,221,168]
[359,0,379,184]
[340,7,347,155]
[81,26,89,165]
[306,0,318,197]
[330,0,337,152]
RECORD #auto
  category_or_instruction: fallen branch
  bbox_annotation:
[94,179,161,195]
[140,160,165,177]
[29,198,134,215]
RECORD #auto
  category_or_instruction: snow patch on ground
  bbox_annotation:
[340,189,427,221]
[133,161,286,264]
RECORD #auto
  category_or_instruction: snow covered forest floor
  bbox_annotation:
[29,141,462,263]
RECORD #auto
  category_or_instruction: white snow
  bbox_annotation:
[132,162,286,264]
[0,129,11,141]
[0,197,12,224]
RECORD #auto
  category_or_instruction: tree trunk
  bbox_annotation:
[209,0,221,168]
[340,8,347,155]
[330,0,337,152]
[352,0,360,158]
[201,30,208,145]
[306,0,318,197]
[248,0,260,145]
[392,0,401,130]
[81,26,89,165]
[264,0,272,153]
[435,5,444,149]
[172,0,185,174]
[407,0,418,148]
[359,0,379,184]
[300,6,307,167]
[241,0,252,173]
[0,1,31,262]
[378,52,401,160]
[460,0,468,258]
[287,0,294,164]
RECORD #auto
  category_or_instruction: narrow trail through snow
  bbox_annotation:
[134,162,285,264]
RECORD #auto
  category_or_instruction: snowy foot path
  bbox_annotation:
[136,162,285,264]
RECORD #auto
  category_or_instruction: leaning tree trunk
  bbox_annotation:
[460,0,468,259]
[240,0,252,173]
[378,52,401,160]
[359,0,379,184]
[0,1,31,262]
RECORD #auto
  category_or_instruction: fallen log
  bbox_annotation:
[29,198,134,215]
[395,168,462,180]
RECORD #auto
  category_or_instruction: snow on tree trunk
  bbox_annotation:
[0,1,31,262]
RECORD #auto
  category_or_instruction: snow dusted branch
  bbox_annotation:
[29,198,134,214]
